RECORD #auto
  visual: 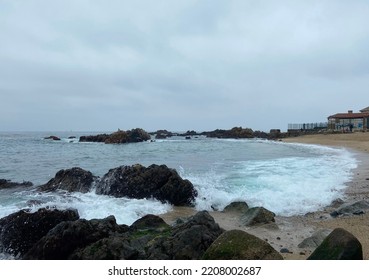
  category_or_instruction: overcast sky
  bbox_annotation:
[1,0,369,132]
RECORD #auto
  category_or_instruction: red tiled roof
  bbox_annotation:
[328,112,369,119]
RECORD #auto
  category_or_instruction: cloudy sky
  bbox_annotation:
[1,0,369,132]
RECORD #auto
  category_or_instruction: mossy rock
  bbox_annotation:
[202,229,283,260]
[308,228,363,260]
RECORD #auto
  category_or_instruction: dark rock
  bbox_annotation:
[280,248,291,254]
[0,179,33,189]
[70,236,140,260]
[79,128,151,144]
[95,164,197,206]
[154,130,174,139]
[202,229,283,260]
[330,200,369,217]
[240,207,276,226]
[24,215,127,260]
[44,136,61,141]
[130,214,169,231]
[204,127,254,139]
[38,167,95,193]
[146,211,224,260]
[79,133,110,143]
[308,228,363,260]
[298,229,332,248]
[0,208,79,258]
[223,201,249,214]
[68,136,76,139]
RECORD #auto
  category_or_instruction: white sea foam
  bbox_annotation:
[0,189,172,225]
[183,143,357,216]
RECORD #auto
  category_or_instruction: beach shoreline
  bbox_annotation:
[160,132,369,260]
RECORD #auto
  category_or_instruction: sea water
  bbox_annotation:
[0,132,357,225]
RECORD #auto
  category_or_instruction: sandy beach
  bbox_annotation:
[161,132,369,260]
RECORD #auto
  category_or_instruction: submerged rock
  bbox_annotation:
[38,167,95,193]
[202,229,283,260]
[308,228,363,260]
[0,208,79,258]
[44,136,61,141]
[0,179,33,189]
[95,164,197,206]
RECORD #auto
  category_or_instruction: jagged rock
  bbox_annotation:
[223,201,249,214]
[298,229,332,248]
[79,128,151,144]
[146,211,224,260]
[330,200,369,217]
[71,215,170,260]
[24,215,127,260]
[202,229,283,260]
[0,208,79,258]
[240,207,276,226]
[95,164,197,206]
[308,228,363,260]
[0,179,33,189]
[38,167,95,193]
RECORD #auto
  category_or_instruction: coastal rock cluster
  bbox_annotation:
[79,128,151,144]
[0,208,283,260]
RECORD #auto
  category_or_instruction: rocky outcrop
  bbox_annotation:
[204,127,254,139]
[22,211,223,260]
[307,228,363,260]
[202,229,283,260]
[330,200,369,217]
[79,128,151,144]
[38,167,95,193]
[95,164,197,206]
[0,179,33,189]
[240,207,276,226]
[0,208,79,258]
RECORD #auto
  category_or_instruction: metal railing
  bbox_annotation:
[288,122,328,130]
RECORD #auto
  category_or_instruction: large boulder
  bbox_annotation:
[146,211,225,260]
[203,229,283,260]
[307,228,363,260]
[24,215,127,260]
[240,207,276,226]
[38,167,95,193]
[0,208,79,258]
[0,179,33,189]
[95,164,197,206]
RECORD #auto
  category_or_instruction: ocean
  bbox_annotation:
[0,131,358,226]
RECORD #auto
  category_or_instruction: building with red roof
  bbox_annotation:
[328,107,369,131]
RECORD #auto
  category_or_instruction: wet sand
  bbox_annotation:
[160,132,369,260]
